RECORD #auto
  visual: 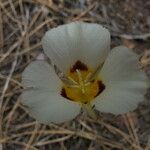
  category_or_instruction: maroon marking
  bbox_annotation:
[61,88,67,98]
[70,60,88,72]
[95,81,105,97]
[61,88,73,101]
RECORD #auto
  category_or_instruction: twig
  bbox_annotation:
[25,122,40,150]
[112,33,150,40]
[0,8,3,48]
[0,54,18,138]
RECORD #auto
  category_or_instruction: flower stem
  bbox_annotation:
[82,103,97,120]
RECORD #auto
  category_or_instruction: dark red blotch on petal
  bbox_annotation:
[70,60,88,72]
[61,88,73,101]
[95,81,105,97]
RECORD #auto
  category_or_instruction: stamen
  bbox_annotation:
[81,86,85,94]
[70,85,80,88]
[76,69,86,94]
[68,76,78,85]
[84,82,90,86]
[76,69,82,83]
[84,72,92,83]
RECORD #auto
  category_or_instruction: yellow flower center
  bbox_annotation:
[61,61,105,104]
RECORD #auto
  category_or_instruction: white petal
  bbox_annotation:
[22,90,80,124]
[100,46,147,86]
[94,81,147,114]
[42,22,110,73]
[22,60,60,91]
[22,60,80,123]
[94,46,148,114]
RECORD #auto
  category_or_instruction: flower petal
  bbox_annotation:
[100,46,147,86]
[42,22,110,73]
[22,60,80,123]
[22,90,80,124]
[94,46,148,114]
[94,82,147,114]
[22,60,60,91]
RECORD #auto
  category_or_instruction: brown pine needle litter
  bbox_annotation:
[0,0,150,149]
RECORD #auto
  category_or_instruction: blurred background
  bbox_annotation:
[0,0,150,149]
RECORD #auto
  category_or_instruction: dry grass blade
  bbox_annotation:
[0,41,19,63]
[36,135,72,146]
[0,0,21,25]
[0,7,3,48]
[0,56,18,108]
[7,0,17,17]
[125,114,141,149]
[72,2,96,21]
[25,122,40,150]
[144,139,150,150]
[4,98,20,132]
[122,114,144,150]
[7,141,38,150]
[27,18,56,38]
[17,42,42,56]
[0,74,23,88]
[0,55,18,144]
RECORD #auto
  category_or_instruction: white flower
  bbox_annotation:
[21,22,148,124]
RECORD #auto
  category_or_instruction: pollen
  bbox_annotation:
[61,61,105,104]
